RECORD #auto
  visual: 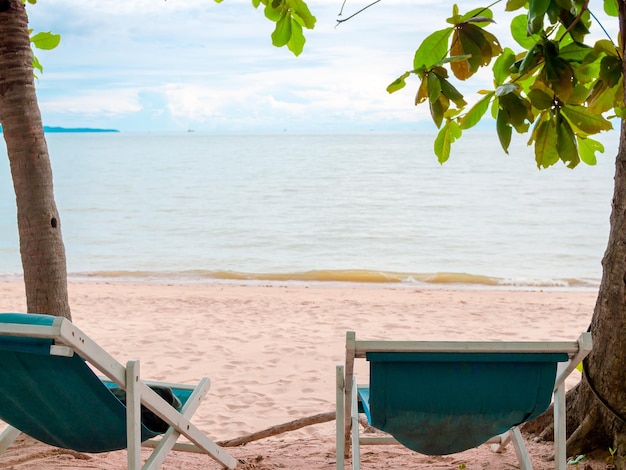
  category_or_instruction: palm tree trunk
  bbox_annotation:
[0,0,71,319]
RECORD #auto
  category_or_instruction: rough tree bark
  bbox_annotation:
[526,116,626,467]
[0,0,71,319]
[526,6,626,465]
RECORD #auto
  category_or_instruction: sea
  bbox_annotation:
[0,131,618,290]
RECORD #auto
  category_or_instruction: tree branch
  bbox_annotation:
[217,411,335,447]
[336,0,382,27]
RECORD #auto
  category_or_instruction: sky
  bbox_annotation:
[26,0,619,133]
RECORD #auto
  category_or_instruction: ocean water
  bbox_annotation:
[0,131,618,289]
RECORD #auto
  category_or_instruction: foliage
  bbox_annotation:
[607,446,617,464]
[386,2,621,167]
[567,453,587,466]
[217,0,619,169]
[24,0,61,75]
[215,0,316,56]
[30,31,60,75]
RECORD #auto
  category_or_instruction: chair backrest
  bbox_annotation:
[343,330,591,456]
[364,350,568,455]
[0,313,160,452]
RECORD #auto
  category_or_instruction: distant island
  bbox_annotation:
[0,126,119,133]
[43,126,119,133]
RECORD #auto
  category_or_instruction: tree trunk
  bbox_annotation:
[526,7,626,464]
[539,115,626,467]
[0,0,71,319]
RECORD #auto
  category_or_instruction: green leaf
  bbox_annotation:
[567,85,591,106]
[599,55,622,87]
[528,0,550,35]
[496,109,512,153]
[264,1,283,21]
[511,14,539,50]
[594,39,619,56]
[430,94,448,128]
[577,136,604,165]
[588,79,622,114]
[556,116,580,168]
[32,54,43,74]
[534,120,560,168]
[387,72,410,94]
[30,32,61,50]
[517,43,542,76]
[576,60,601,84]
[439,77,466,107]
[264,3,282,21]
[604,0,619,17]
[413,28,454,69]
[561,104,613,135]
[271,13,292,47]
[290,0,316,29]
[528,89,553,110]
[559,42,592,63]
[499,92,532,132]
[460,92,493,130]
[493,48,516,86]
[434,120,462,164]
[287,17,305,56]
[427,72,442,103]
[446,3,462,25]
[505,0,527,11]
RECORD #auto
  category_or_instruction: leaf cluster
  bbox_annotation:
[24,0,61,76]
[387,1,621,168]
[29,31,61,75]
[216,0,316,56]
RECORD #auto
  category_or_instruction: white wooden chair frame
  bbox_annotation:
[336,331,592,470]
[0,315,237,470]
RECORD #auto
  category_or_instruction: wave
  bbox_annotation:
[70,269,599,289]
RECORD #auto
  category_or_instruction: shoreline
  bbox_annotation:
[0,274,602,292]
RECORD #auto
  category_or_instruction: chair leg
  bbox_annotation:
[336,365,345,470]
[554,383,566,470]
[490,430,512,453]
[142,378,210,470]
[0,426,21,454]
[126,360,143,470]
[350,376,361,470]
[141,378,236,469]
[510,426,533,470]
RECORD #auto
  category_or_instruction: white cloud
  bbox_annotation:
[40,89,143,117]
[26,1,621,132]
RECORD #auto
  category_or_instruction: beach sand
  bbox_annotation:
[0,281,607,469]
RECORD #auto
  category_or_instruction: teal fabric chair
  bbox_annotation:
[336,331,592,470]
[0,313,236,469]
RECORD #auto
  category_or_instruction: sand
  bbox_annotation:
[0,281,607,469]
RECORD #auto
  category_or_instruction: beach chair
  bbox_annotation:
[336,330,592,470]
[0,313,237,470]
